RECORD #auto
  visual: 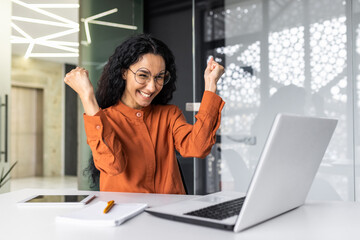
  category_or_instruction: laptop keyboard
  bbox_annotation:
[184,197,245,220]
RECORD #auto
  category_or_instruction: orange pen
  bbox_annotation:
[103,200,115,214]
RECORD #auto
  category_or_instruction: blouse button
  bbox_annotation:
[96,125,101,130]
[136,112,142,118]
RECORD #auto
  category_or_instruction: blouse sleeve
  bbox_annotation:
[172,91,225,158]
[83,110,126,176]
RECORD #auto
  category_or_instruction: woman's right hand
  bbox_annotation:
[204,57,225,93]
[64,67,94,99]
[64,67,100,116]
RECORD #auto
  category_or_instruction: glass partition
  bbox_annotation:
[78,0,143,190]
[354,0,360,201]
[194,0,358,201]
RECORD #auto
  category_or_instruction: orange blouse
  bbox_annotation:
[83,91,225,194]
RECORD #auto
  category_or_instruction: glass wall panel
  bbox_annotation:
[78,0,143,190]
[195,0,356,201]
[354,0,360,202]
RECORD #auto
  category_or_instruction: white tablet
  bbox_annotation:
[17,194,96,206]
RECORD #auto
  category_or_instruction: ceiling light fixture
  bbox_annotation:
[12,0,78,27]
[83,21,91,44]
[28,4,80,9]
[35,40,78,53]
[85,8,118,22]
[11,0,79,59]
[11,36,79,47]
[11,1,138,60]
[81,8,118,44]
[29,53,79,58]
[24,42,34,58]
[88,20,138,30]
[37,28,79,41]
[11,22,32,40]
[11,36,29,44]
[12,16,76,28]
[81,8,138,45]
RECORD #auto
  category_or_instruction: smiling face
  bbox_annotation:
[121,53,165,109]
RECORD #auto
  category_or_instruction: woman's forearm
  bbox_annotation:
[80,92,100,116]
[64,67,100,116]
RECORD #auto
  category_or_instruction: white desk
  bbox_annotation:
[1,188,360,240]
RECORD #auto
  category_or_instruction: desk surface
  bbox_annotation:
[1,188,360,240]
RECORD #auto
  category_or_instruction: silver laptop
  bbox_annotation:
[146,113,337,232]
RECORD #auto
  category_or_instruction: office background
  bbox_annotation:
[1,0,360,201]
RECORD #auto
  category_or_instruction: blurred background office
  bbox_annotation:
[1,0,360,202]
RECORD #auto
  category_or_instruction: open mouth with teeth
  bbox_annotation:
[138,90,152,98]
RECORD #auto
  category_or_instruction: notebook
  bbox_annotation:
[146,113,337,232]
[56,201,147,227]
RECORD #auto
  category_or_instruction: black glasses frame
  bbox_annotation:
[128,67,171,86]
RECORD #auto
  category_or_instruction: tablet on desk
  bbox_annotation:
[17,194,96,206]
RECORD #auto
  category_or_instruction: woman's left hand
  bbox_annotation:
[204,57,225,93]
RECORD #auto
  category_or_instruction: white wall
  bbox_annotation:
[0,0,12,193]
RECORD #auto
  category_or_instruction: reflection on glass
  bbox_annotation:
[197,0,356,200]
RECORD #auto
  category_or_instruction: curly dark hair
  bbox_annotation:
[84,34,177,189]
[96,33,177,108]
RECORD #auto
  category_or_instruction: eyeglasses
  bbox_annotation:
[128,67,171,86]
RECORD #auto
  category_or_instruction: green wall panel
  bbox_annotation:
[78,0,143,190]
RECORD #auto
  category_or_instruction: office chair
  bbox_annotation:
[177,158,188,195]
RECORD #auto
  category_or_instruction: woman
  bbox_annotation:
[64,34,225,194]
